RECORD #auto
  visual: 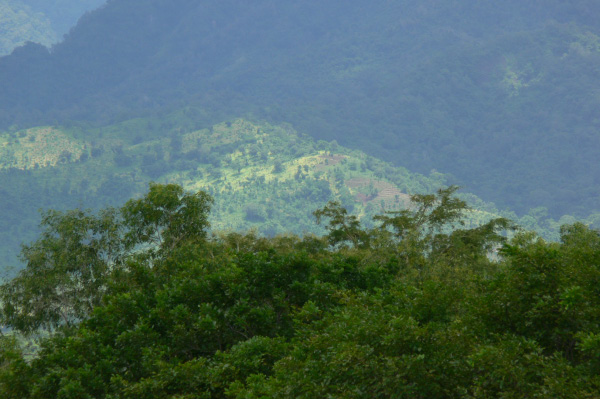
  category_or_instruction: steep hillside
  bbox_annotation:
[1,113,591,271]
[0,0,598,216]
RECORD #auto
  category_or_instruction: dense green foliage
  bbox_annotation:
[0,184,599,397]
[0,0,599,215]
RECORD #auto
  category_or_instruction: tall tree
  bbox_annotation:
[0,183,213,333]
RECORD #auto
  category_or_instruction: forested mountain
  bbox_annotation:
[0,0,599,216]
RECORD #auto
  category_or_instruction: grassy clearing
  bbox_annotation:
[0,127,85,170]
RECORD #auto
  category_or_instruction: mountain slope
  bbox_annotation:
[0,0,599,216]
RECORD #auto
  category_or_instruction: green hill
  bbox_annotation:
[1,113,593,272]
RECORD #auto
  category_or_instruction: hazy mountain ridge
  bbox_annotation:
[0,0,598,217]
[0,0,105,55]
[19,0,106,37]
[0,0,55,55]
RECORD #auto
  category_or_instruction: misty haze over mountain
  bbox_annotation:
[1,0,599,218]
[0,0,106,54]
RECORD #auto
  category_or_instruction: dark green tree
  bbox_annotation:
[0,207,122,333]
[0,183,213,334]
[0,185,599,398]
[122,182,213,255]
[313,200,370,249]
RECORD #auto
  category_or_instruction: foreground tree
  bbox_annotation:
[122,182,213,256]
[0,207,122,333]
[0,183,213,334]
